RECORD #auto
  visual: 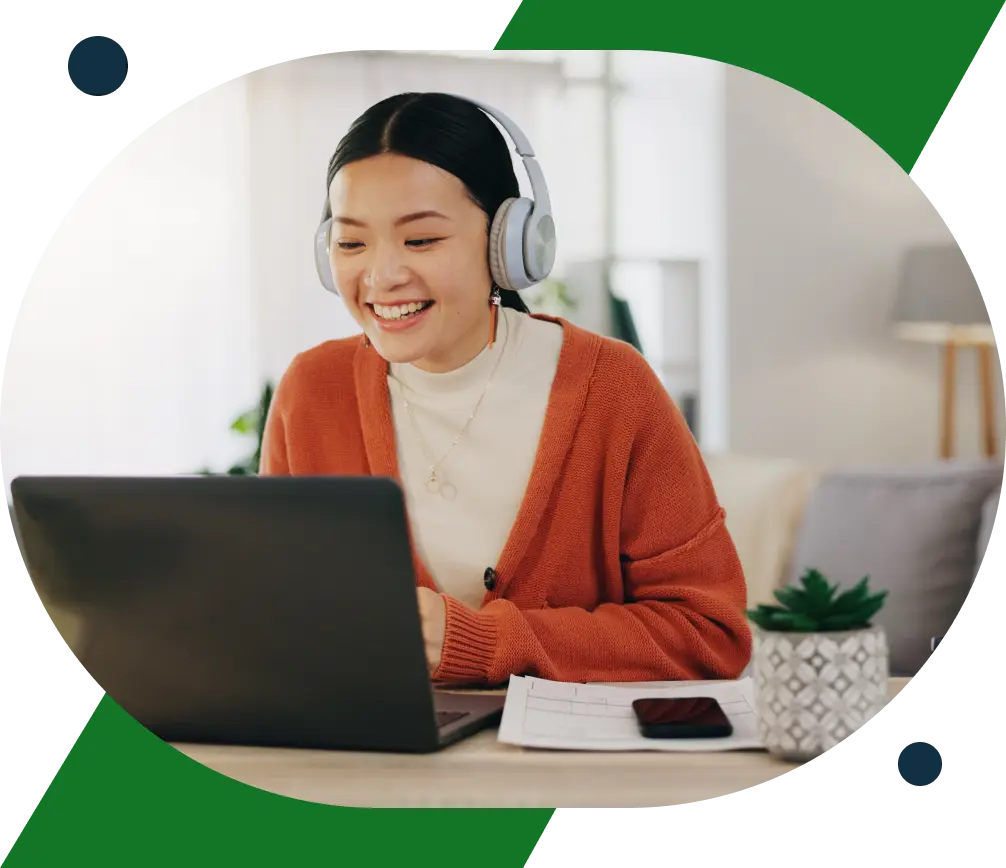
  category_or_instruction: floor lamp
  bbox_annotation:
[891,244,997,459]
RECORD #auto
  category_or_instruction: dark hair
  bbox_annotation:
[326,92,530,313]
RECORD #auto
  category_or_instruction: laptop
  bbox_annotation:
[10,475,505,753]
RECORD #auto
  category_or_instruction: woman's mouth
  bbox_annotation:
[368,301,435,332]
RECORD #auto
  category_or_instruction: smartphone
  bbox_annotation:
[631,696,733,739]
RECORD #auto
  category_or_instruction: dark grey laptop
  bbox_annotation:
[10,475,504,753]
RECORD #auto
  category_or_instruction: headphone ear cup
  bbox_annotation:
[488,198,517,291]
[490,197,535,292]
[524,210,556,283]
[315,218,338,294]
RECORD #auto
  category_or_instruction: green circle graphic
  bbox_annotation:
[6,1,1003,865]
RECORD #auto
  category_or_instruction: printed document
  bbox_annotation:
[497,675,763,751]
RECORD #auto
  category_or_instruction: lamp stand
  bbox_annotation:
[978,343,997,458]
[940,340,956,459]
[939,339,997,460]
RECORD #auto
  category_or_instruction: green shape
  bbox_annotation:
[830,577,872,615]
[750,569,887,632]
[497,0,1004,171]
[8,4,1004,861]
[3,696,552,866]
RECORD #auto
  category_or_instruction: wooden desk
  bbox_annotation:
[174,678,909,808]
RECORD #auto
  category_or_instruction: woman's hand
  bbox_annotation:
[416,587,447,672]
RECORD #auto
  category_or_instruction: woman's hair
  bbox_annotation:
[327,92,530,313]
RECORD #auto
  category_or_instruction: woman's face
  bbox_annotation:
[328,153,494,373]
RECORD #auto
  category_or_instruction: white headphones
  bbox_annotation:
[314,95,556,295]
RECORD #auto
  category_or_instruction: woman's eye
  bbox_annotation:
[336,238,443,251]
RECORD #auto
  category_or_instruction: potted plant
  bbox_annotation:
[527,277,577,319]
[198,381,274,476]
[747,569,890,761]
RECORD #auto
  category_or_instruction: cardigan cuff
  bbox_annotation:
[433,594,499,684]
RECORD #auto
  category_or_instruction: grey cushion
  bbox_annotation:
[786,460,1003,677]
[976,487,999,576]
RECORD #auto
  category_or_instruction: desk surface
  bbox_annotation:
[174,678,909,808]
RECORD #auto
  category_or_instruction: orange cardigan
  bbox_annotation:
[261,314,751,685]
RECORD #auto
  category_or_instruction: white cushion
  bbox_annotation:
[703,453,821,609]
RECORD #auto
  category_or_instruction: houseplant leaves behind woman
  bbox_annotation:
[198,382,274,476]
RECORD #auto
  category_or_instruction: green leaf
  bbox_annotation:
[849,591,888,624]
[756,603,785,613]
[799,568,837,617]
[829,576,872,614]
[255,383,274,441]
[747,610,775,630]
[230,411,260,435]
[772,586,810,613]
[766,611,820,632]
[748,604,795,626]
[799,567,825,589]
[557,284,578,310]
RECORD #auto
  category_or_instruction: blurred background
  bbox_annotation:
[3,49,1001,479]
[3,51,1002,674]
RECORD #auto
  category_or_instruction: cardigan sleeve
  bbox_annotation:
[432,359,752,686]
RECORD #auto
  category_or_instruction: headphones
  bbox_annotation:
[314,95,556,295]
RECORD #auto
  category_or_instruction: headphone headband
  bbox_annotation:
[446,95,552,217]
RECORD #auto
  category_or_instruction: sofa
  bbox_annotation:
[704,453,1002,676]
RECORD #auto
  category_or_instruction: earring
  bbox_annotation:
[489,287,502,349]
[362,333,371,348]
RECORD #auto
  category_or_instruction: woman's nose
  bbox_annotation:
[364,244,410,293]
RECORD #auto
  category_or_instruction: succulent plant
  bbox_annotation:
[747,569,888,632]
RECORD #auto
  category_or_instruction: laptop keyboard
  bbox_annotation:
[436,710,470,728]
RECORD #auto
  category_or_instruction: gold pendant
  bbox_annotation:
[424,469,456,500]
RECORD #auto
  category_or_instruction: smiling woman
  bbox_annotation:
[324,94,534,372]
[328,155,493,371]
[261,92,751,686]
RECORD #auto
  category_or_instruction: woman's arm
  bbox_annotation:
[432,363,752,686]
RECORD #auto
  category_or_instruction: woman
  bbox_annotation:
[262,92,751,686]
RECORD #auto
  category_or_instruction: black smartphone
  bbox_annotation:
[631,696,733,739]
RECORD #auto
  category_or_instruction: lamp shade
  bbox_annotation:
[891,244,994,344]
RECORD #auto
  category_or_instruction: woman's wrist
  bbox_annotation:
[432,594,501,684]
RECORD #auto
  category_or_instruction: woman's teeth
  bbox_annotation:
[372,302,431,320]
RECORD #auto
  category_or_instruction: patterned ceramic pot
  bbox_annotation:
[751,625,889,761]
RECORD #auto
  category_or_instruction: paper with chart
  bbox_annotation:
[497,675,763,751]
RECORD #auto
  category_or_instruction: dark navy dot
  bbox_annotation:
[898,742,942,786]
[68,37,128,96]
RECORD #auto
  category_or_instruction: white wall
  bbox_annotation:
[612,52,728,450]
[1,77,259,490]
[725,65,1003,466]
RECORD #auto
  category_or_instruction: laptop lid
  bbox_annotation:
[11,475,443,752]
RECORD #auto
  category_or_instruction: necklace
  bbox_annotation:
[392,311,510,501]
